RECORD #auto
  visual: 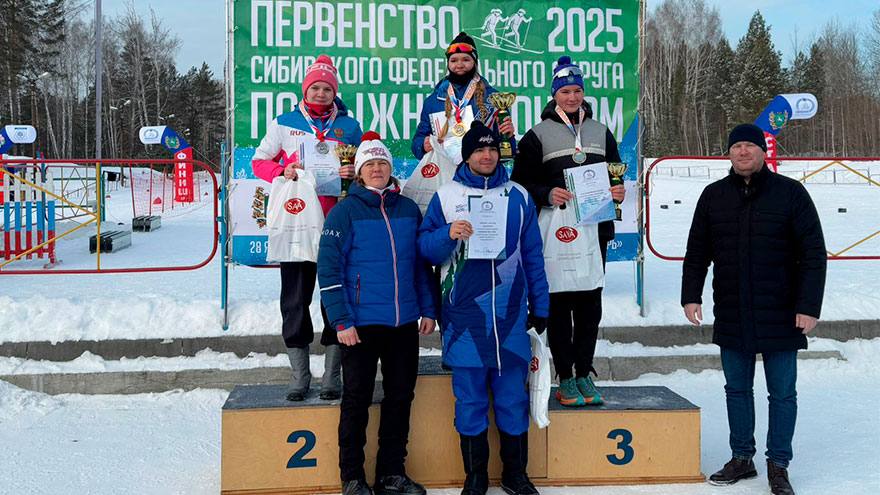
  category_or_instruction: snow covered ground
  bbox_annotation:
[1,159,879,343]
[1,337,877,494]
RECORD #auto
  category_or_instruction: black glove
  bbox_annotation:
[527,314,547,334]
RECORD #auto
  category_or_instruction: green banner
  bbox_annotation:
[232,0,639,172]
[229,0,641,265]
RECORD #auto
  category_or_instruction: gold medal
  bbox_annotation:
[452,122,466,137]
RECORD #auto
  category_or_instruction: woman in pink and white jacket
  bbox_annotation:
[251,55,363,402]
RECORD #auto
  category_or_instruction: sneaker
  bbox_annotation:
[708,458,758,486]
[500,473,539,495]
[767,460,795,495]
[374,474,426,495]
[342,479,374,495]
[555,377,586,407]
[319,389,341,400]
[575,376,604,405]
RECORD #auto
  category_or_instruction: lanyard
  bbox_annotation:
[447,77,479,123]
[298,100,338,142]
[555,106,586,151]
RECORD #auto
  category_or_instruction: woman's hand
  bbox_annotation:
[610,184,625,202]
[449,220,474,240]
[419,317,436,336]
[337,326,361,346]
[424,135,443,153]
[498,116,515,137]
[549,187,574,206]
[283,162,300,180]
[339,164,355,179]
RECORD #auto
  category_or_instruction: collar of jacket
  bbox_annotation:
[331,96,351,116]
[453,161,509,190]
[348,179,401,207]
[729,162,770,199]
[540,99,594,122]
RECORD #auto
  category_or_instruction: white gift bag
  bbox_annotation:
[528,328,551,429]
[538,205,605,293]
[401,136,457,215]
[265,170,324,263]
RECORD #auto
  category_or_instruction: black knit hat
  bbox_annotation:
[461,121,500,162]
[727,123,767,152]
[446,31,478,62]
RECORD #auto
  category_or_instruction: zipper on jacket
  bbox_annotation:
[379,194,401,326]
[492,258,501,373]
[483,176,501,373]
[356,274,361,305]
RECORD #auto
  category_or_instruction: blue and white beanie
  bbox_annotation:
[551,56,584,96]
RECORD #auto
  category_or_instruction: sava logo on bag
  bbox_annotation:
[421,163,439,178]
[530,356,539,373]
[284,198,306,215]
[555,226,578,243]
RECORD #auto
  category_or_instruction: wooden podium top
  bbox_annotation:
[223,356,698,413]
[548,386,699,411]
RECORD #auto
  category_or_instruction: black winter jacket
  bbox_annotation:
[681,164,827,353]
[511,100,621,243]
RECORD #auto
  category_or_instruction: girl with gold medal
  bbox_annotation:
[411,32,515,165]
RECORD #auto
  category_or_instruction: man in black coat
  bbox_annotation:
[681,123,826,495]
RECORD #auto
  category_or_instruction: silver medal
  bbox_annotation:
[315,141,329,155]
[573,149,587,164]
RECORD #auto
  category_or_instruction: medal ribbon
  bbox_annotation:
[555,105,585,152]
[447,77,479,124]
[299,100,338,141]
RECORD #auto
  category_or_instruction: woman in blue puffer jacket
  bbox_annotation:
[318,131,438,495]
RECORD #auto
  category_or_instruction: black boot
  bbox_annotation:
[708,457,758,485]
[342,479,374,495]
[374,474,426,495]
[767,460,795,495]
[499,431,538,495]
[459,430,489,495]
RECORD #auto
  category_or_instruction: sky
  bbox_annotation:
[102,0,876,77]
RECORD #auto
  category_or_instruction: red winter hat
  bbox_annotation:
[303,55,338,96]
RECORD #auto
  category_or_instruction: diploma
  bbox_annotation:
[302,137,341,196]
[564,162,616,225]
[466,195,508,260]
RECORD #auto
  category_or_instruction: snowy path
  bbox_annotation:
[1,338,877,494]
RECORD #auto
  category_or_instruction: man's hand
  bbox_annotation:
[283,162,300,180]
[549,187,574,206]
[684,303,702,326]
[527,314,547,334]
[795,314,818,334]
[337,326,361,346]
[419,317,437,336]
[449,220,474,240]
[610,184,626,202]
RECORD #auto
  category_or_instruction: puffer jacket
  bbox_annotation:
[411,76,515,160]
[318,181,437,331]
[251,97,362,216]
[418,163,550,369]
[681,164,827,352]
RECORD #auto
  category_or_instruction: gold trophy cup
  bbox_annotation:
[488,92,517,160]
[607,162,628,221]
[334,143,358,198]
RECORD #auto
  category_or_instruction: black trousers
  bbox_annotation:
[546,240,608,380]
[280,261,334,348]
[338,322,419,482]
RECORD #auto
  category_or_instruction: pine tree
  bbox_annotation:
[732,11,784,123]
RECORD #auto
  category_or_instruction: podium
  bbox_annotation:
[221,357,703,494]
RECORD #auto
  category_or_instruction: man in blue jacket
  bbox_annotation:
[418,121,550,495]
